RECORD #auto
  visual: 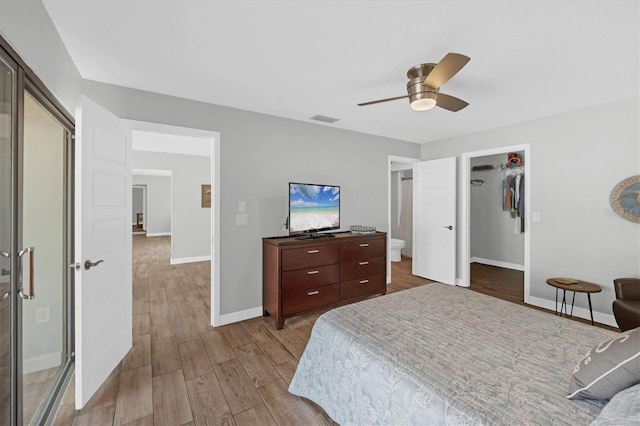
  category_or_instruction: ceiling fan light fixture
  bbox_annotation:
[411,97,437,111]
[410,91,437,111]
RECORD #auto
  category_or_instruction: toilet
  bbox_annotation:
[389,238,405,262]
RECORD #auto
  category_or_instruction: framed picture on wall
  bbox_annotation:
[201,184,211,208]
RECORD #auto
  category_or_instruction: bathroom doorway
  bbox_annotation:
[387,156,419,283]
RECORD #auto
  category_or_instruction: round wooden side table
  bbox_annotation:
[546,278,602,325]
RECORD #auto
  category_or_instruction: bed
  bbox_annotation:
[288,283,619,425]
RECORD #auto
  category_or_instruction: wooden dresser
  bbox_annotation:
[263,231,386,329]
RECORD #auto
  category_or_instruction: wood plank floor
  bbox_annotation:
[53,238,432,425]
[469,262,619,332]
[53,244,615,425]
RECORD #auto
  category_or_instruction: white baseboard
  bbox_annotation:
[170,255,211,265]
[525,295,618,328]
[147,232,171,237]
[24,352,61,375]
[215,307,264,327]
[471,257,525,272]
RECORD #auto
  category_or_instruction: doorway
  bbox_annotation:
[387,156,419,283]
[132,185,146,234]
[132,171,172,239]
[127,121,220,326]
[461,144,530,301]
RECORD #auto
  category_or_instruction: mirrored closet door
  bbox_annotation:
[21,90,73,425]
[1,42,75,426]
[0,51,16,426]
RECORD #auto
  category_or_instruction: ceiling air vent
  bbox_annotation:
[310,115,340,124]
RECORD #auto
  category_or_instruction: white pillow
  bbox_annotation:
[590,382,640,425]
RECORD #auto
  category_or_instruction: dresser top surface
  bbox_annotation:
[263,231,386,247]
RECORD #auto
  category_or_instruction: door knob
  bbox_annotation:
[443,225,453,230]
[84,259,104,270]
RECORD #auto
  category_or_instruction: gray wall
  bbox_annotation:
[0,0,81,116]
[470,153,524,266]
[0,1,420,317]
[132,153,210,261]
[82,81,420,315]
[133,176,172,236]
[421,98,640,316]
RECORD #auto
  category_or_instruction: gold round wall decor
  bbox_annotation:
[609,175,640,223]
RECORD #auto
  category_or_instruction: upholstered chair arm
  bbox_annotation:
[613,278,640,301]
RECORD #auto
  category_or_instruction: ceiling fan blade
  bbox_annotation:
[436,93,469,112]
[424,53,470,89]
[358,94,409,106]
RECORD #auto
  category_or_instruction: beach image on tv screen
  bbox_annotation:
[290,184,340,232]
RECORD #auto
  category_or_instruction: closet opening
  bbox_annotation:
[460,145,531,305]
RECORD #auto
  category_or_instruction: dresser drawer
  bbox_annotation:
[281,244,340,271]
[282,283,339,316]
[340,237,385,261]
[340,273,386,301]
[340,255,385,281]
[282,264,339,294]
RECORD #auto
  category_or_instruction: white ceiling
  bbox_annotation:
[42,0,639,144]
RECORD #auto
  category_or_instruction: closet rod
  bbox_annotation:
[401,177,413,181]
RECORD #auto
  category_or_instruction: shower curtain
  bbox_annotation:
[398,178,413,258]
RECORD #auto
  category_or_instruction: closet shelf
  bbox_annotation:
[471,165,524,173]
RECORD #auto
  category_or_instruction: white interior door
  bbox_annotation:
[74,96,132,408]
[412,157,457,284]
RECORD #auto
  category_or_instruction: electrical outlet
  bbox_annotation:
[35,306,50,324]
[236,213,248,226]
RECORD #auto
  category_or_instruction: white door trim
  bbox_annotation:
[125,120,222,327]
[387,155,420,283]
[460,144,530,298]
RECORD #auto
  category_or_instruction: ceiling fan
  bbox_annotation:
[358,52,470,112]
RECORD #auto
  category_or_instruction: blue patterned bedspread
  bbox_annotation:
[289,283,616,425]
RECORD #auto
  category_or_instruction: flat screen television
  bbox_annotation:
[289,182,340,239]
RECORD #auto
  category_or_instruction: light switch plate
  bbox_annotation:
[238,201,247,213]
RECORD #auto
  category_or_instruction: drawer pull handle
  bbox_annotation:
[307,250,320,254]
[307,270,320,275]
[359,279,369,284]
[359,243,369,247]
[307,291,320,296]
[358,261,369,266]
